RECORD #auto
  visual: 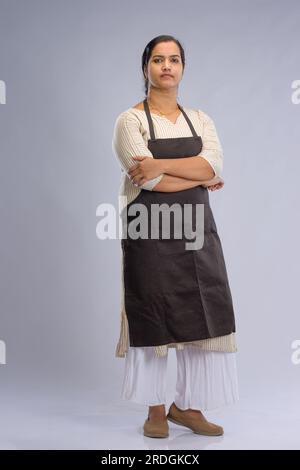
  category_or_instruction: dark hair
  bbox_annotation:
[141,35,185,96]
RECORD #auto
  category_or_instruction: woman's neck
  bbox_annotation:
[146,90,179,114]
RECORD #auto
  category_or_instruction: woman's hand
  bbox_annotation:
[128,156,163,187]
[201,176,225,191]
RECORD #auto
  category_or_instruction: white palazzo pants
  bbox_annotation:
[121,345,239,411]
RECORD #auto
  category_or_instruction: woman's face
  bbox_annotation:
[144,41,183,90]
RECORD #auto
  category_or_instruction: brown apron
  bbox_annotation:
[121,98,236,348]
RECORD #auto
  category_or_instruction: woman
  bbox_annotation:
[112,35,239,438]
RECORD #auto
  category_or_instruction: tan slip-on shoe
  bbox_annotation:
[143,415,169,438]
[167,402,224,436]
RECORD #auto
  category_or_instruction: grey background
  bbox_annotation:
[0,0,299,449]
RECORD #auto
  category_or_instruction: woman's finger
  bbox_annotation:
[128,163,140,173]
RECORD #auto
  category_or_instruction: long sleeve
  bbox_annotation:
[197,111,224,177]
[112,111,164,190]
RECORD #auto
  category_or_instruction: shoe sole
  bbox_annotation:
[167,415,224,436]
[143,431,169,438]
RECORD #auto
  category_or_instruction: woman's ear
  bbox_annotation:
[143,64,148,80]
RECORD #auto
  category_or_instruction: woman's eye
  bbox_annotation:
[153,58,180,63]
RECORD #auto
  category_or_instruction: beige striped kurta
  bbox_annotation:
[112,105,237,358]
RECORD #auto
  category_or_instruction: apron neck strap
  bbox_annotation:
[143,98,155,139]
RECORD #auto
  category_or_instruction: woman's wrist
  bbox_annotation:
[156,159,167,174]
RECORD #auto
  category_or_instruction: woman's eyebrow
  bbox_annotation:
[152,54,180,58]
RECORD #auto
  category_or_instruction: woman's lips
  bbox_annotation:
[161,75,173,78]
